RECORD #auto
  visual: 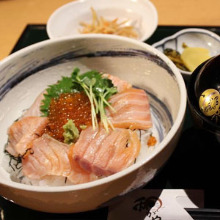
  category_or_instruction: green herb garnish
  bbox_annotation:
[71,68,117,131]
[40,68,117,132]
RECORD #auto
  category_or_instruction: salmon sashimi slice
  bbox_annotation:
[71,126,141,176]
[92,128,122,176]
[76,128,107,172]
[104,129,141,175]
[6,116,49,157]
[103,73,132,93]
[22,91,45,117]
[22,134,71,180]
[68,145,98,184]
[106,88,152,130]
[72,126,99,166]
[22,134,97,184]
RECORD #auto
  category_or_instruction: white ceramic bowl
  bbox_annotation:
[0,35,186,213]
[46,0,158,42]
[153,28,220,79]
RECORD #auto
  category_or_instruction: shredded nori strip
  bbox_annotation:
[4,150,22,172]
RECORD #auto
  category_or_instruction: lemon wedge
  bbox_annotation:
[181,47,211,72]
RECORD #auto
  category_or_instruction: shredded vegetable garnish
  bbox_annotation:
[70,68,117,132]
[79,7,138,39]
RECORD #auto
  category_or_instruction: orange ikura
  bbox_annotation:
[45,92,92,142]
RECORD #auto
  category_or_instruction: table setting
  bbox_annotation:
[0,0,220,219]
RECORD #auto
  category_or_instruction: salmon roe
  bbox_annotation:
[45,92,92,142]
[147,135,157,147]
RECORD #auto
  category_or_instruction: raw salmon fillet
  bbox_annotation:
[103,73,132,93]
[71,126,141,176]
[22,134,97,184]
[22,134,71,180]
[68,145,98,184]
[106,88,152,130]
[6,116,49,157]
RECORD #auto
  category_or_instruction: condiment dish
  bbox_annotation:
[153,28,220,79]
[46,0,158,42]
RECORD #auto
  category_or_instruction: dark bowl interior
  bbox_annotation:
[187,55,220,136]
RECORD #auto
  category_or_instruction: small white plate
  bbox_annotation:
[46,0,158,42]
[153,28,220,78]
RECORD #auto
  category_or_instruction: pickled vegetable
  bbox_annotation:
[163,43,211,72]
[181,47,211,72]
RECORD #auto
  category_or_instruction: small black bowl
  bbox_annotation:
[187,55,220,137]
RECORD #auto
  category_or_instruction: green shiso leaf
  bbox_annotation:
[40,71,82,116]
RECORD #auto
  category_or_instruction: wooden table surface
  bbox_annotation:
[0,0,220,60]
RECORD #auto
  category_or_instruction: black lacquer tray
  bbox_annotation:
[1,25,220,220]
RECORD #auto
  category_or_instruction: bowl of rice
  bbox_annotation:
[0,34,186,213]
